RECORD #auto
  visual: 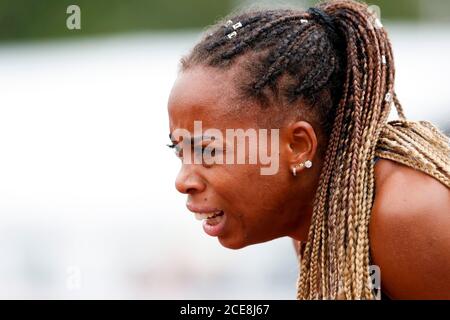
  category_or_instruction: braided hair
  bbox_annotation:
[179,0,450,299]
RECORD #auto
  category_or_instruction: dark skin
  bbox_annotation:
[167,65,450,299]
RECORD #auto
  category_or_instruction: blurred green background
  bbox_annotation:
[1,0,449,42]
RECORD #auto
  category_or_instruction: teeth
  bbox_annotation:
[194,211,222,220]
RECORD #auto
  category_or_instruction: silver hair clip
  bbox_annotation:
[225,20,233,27]
[300,19,308,24]
[381,55,386,65]
[232,21,242,30]
[227,31,237,39]
[374,18,383,29]
[385,92,392,102]
[225,21,242,39]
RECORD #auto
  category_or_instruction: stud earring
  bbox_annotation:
[291,160,313,176]
[305,160,313,168]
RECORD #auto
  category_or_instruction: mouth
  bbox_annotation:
[186,204,227,237]
[194,210,225,224]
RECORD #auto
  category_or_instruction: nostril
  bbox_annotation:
[176,185,201,195]
[185,187,197,194]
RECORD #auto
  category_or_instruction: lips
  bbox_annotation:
[186,203,227,237]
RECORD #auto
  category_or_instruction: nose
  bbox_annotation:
[175,165,206,195]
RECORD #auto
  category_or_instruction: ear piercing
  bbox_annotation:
[292,160,313,176]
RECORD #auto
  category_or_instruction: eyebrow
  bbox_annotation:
[169,133,215,145]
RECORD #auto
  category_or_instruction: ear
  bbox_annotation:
[286,121,318,171]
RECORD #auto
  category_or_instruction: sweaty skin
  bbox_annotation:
[167,65,450,299]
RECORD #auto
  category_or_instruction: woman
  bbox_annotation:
[167,0,450,299]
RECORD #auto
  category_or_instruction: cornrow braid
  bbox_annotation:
[180,0,450,299]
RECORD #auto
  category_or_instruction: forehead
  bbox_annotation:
[168,66,225,113]
[167,66,259,132]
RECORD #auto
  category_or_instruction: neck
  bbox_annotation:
[289,204,313,242]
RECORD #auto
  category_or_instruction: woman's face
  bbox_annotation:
[167,66,319,249]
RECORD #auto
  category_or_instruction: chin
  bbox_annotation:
[218,232,283,250]
[218,234,268,250]
[218,236,249,250]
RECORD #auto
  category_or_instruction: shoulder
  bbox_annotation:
[370,158,450,299]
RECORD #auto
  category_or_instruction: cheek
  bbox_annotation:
[214,165,293,247]
[218,165,290,220]
[216,163,263,197]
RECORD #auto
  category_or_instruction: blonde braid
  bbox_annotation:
[297,0,449,300]
[376,121,450,188]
